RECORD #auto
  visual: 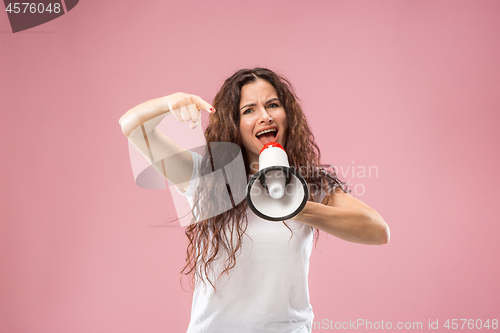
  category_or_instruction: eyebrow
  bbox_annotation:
[239,98,280,112]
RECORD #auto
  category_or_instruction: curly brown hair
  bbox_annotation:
[181,68,347,292]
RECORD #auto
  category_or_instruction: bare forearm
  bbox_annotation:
[119,96,170,137]
[295,201,390,245]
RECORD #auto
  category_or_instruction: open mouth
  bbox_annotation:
[255,127,278,144]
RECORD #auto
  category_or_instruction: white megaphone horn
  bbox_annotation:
[246,142,309,221]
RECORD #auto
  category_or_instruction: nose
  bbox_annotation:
[257,108,272,124]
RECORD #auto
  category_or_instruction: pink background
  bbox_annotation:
[1,1,499,332]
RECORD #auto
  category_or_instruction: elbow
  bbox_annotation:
[367,210,390,245]
[379,224,390,245]
[376,217,390,245]
[119,115,127,135]
[119,112,134,138]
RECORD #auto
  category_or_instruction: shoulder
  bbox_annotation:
[307,165,348,204]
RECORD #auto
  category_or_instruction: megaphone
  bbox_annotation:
[246,142,309,221]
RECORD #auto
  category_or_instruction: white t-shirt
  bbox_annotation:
[180,152,322,333]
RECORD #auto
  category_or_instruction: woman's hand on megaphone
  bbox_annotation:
[166,92,215,129]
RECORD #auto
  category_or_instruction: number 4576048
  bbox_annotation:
[5,3,61,14]
[443,319,498,330]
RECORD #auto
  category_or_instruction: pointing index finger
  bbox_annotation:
[193,95,216,113]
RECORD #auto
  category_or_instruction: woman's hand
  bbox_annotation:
[166,92,215,129]
[119,92,215,137]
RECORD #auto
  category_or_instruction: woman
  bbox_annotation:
[120,68,389,332]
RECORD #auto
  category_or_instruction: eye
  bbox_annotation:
[267,103,280,109]
[242,108,253,115]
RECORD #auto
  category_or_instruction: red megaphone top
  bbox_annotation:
[260,142,285,154]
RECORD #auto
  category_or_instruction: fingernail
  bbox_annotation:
[192,122,198,129]
[210,107,215,113]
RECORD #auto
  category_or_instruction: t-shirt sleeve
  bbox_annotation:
[310,182,329,204]
[175,150,203,201]
[316,190,328,204]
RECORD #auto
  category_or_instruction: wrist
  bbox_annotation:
[160,96,171,112]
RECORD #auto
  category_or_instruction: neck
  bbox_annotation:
[247,152,259,175]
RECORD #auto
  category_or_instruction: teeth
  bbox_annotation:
[256,128,277,136]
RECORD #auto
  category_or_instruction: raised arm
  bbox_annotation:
[119,93,215,192]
